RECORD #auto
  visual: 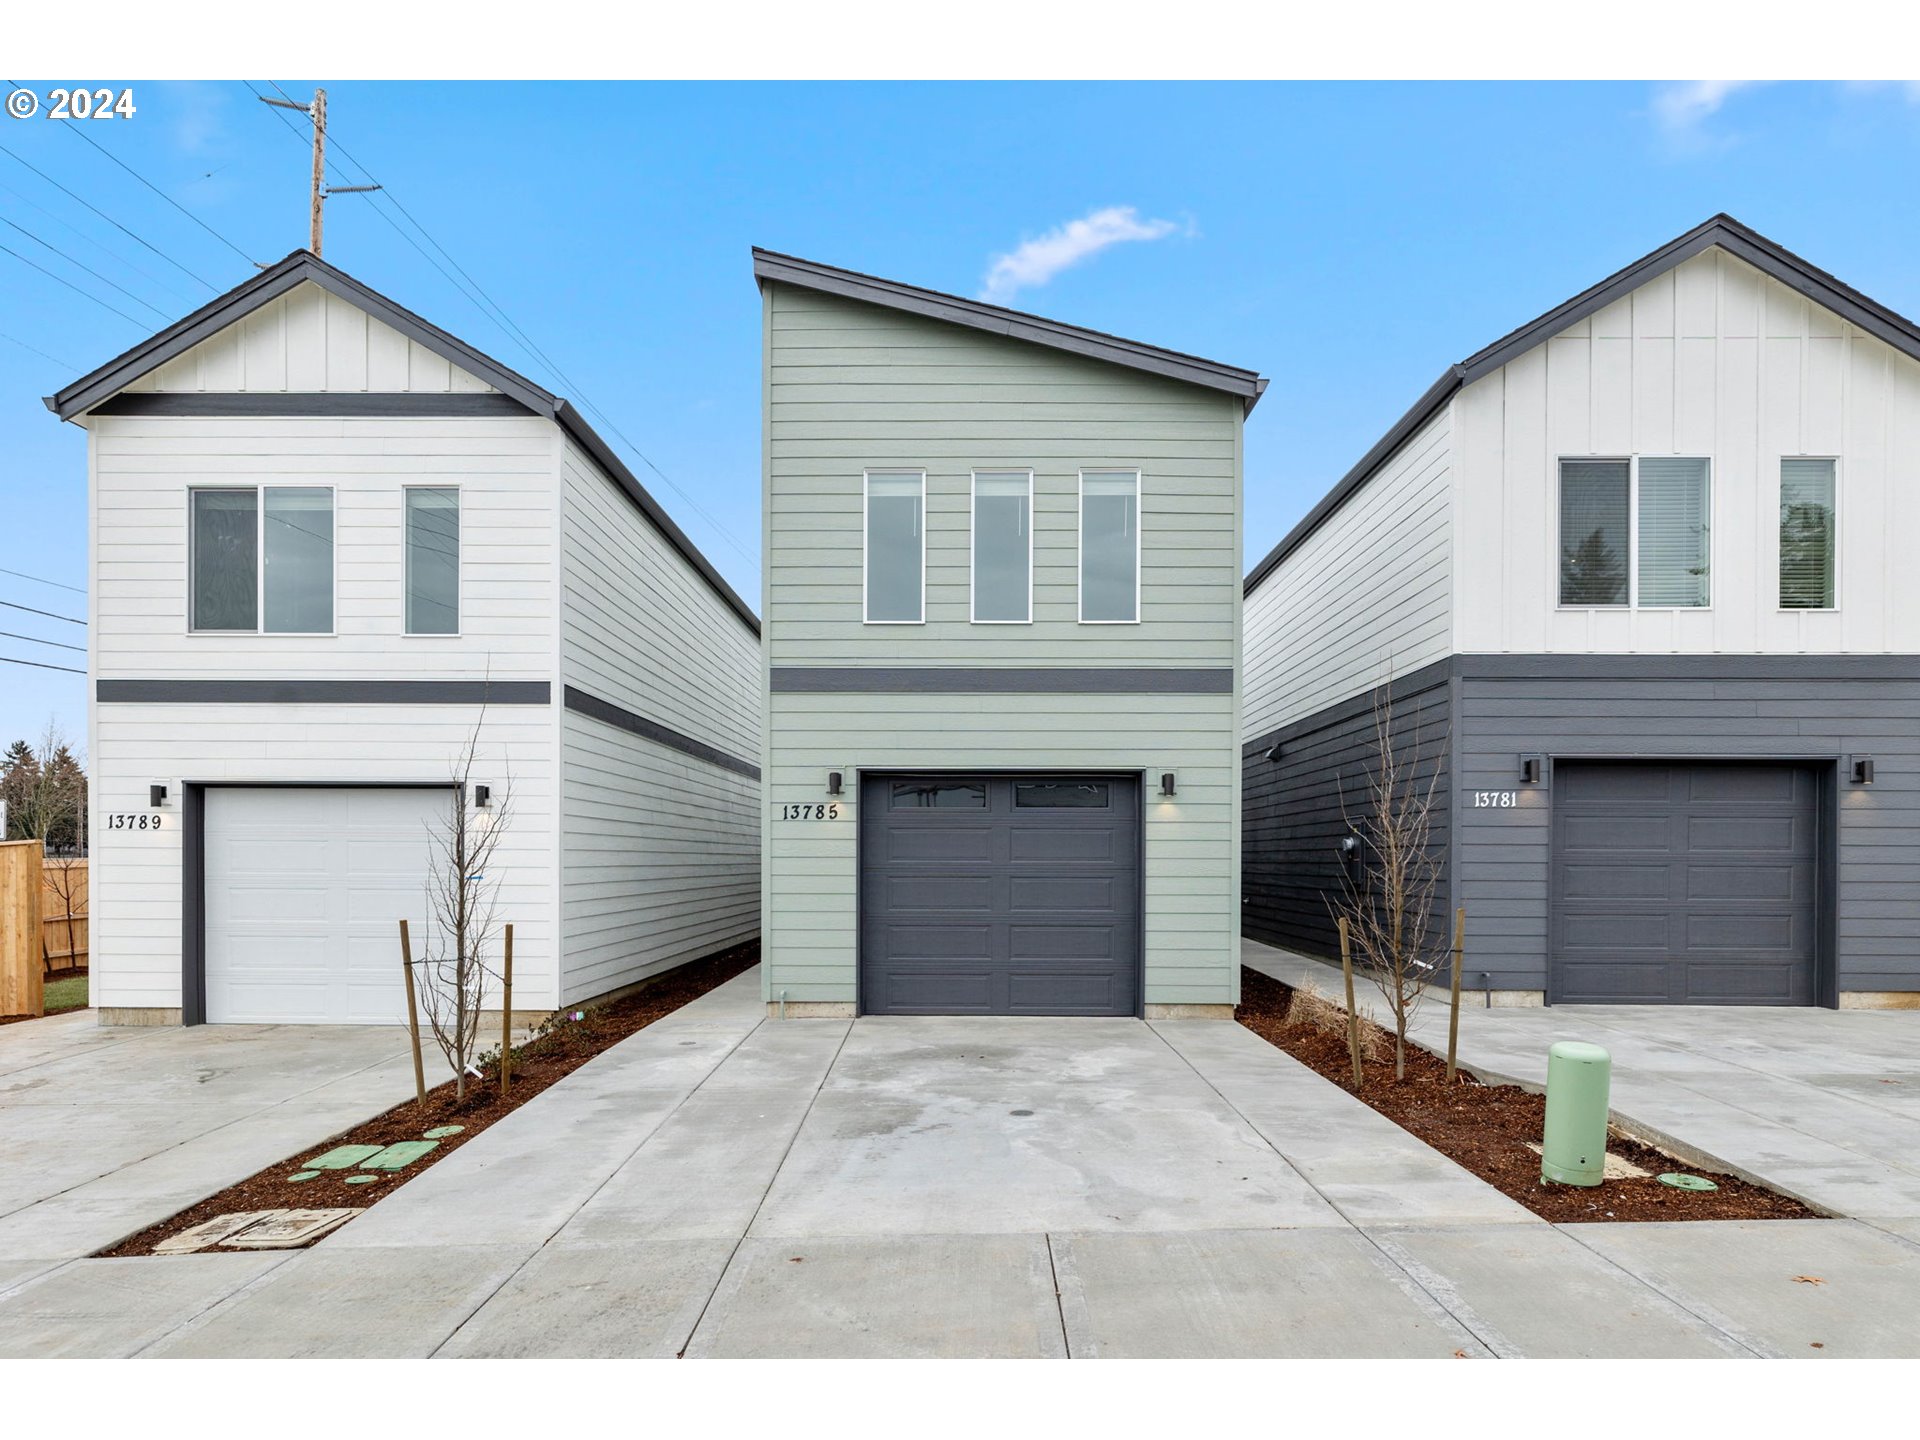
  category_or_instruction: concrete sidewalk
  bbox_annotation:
[1243,938,1920,1224]
[4,965,1918,1358]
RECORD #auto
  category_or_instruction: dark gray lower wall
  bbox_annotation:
[1242,660,1452,964]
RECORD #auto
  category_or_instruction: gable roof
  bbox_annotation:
[1244,213,1920,595]
[45,251,758,634]
[753,248,1267,413]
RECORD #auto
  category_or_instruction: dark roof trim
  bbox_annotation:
[1245,213,1920,595]
[46,250,759,636]
[753,248,1267,413]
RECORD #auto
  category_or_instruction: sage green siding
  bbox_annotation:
[762,283,1244,1008]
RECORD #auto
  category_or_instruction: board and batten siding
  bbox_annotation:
[556,441,762,1002]
[1453,247,1920,655]
[762,282,1242,1009]
[1243,408,1451,739]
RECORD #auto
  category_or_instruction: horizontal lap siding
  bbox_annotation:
[1458,674,1920,992]
[91,704,558,1011]
[1243,408,1451,737]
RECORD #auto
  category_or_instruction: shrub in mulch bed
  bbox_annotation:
[1236,966,1816,1224]
[102,941,759,1257]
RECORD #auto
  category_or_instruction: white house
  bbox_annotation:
[47,251,762,1026]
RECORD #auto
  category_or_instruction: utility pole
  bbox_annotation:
[258,86,379,258]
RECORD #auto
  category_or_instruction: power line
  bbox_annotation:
[0,566,85,596]
[0,597,86,626]
[0,138,217,291]
[0,654,84,675]
[0,215,171,319]
[4,82,257,268]
[0,329,78,369]
[0,174,195,307]
[0,242,145,326]
[0,629,86,654]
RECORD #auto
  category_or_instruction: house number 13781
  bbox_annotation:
[1471,791,1518,809]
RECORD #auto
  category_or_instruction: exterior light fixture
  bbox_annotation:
[1851,756,1875,785]
[149,784,168,808]
[1159,772,1177,798]
[1519,755,1543,784]
[827,771,844,797]
[473,784,492,808]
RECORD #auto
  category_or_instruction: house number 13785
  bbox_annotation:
[780,803,840,821]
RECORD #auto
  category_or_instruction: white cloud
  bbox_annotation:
[1651,80,1762,147]
[979,206,1183,306]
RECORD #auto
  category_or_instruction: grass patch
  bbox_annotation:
[45,973,88,1013]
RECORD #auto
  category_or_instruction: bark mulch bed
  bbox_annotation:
[1236,966,1816,1224]
[102,941,758,1257]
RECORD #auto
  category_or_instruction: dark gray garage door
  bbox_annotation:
[860,775,1141,1016]
[1550,761,1818,1005]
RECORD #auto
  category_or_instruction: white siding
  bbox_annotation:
[557,441,762,1003]
[1455,248,1920,655]
[90,703,559,1013]
[123,284,497,394]
[1243,408,1453,736]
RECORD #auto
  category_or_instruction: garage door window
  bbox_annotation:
[1014,782,1112,808]
[191,486,334,634]
[890,780,987,809]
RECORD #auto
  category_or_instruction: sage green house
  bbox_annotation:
[755,250,1266,1017]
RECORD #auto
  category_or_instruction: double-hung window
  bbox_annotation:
[1558,457,1710,608]
[864,471,925,623]
[971,471,1032,623]
[190,486,335,633]
[404,487,461,634]
[1080,470,1140,623]
[1779,459,1837,610]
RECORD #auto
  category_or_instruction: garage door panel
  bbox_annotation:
[1007,874,1118,911]
[1008,827,1118,863]
[868,921,993,960]
[876,874,995,913]
[872,970,996,1014]
[877,827,996,864]
[1007,969,1120,1014]
[1550,762,1818,1006]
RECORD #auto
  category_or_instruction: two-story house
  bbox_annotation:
[755,251,1265,1017]
[48,251,762,1027]
[1243,215,1920,1009]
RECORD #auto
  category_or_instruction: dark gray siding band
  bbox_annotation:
[89,393,533,418]
[1244,213,1920,595]
[1455,653,1920,681]
[754,248,1266,412]
[1244,656,1454,756]
[97,679,551,705]
[772,666,1234,695]
[563,686,760,780]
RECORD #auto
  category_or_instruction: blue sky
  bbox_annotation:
[4,79,1920,747]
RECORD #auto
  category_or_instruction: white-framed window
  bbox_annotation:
[189,485,335,634]
[864,470,925,623]
[404,486,461,635]
[971,470,1033,623]
[1079,469,1141,623]
[1557,457,1710,609]
[1779,458,1838,611]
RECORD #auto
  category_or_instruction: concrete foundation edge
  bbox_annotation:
[767,1001,858,1018]
[1144,1003,1234,1020]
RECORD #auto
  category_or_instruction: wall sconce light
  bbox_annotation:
[473,784,491,809]
[1519,755,1543,785]
[149,784,168,808]
[1159,772,1177,798]
[827,771,844,797]
[1263,743,1284,763]
[1338,834,1362,877]
[1851,756,1875,785]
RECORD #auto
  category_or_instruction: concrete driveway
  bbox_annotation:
[5,964,1917,1358]
[0,1008,421,1298]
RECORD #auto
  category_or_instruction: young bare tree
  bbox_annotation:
[1332,683,1448,1081]
[413,717,511,1102]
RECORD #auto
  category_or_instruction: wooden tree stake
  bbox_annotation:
[1446,906,1466,1084]
[399,918,427,1107]
[500,923,514,1096]
[1338,914,1363,1090]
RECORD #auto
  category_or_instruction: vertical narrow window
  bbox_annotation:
[1080,470,1140,622]
[405,487,461,634]
[262,487,335,633]
[971,471,1031,622]
[1558,460,1629,606]
[1637,457,1710,607]
[1780,459,1836,609]
[865,471,924,623]
[190,488,259,631]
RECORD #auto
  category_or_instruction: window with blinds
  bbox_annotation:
[1636,457,1710,607]
[1559,460,1630,605]
[1780,459,1836,609]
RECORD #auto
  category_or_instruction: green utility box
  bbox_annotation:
[1540,1040,1612,1186]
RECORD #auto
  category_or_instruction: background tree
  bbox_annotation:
[1,724,87,853]
[0,739,39,840]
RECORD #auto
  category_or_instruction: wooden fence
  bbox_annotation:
[42,857,88,973]
[1,840,44,1018]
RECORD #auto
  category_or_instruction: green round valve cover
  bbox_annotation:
[287,1171,321,1183]
[1658,1172,1719,1192]
[344,1174,380,1185]
[423,1125,465,1139]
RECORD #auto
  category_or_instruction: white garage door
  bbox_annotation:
[205,787,450,1024]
